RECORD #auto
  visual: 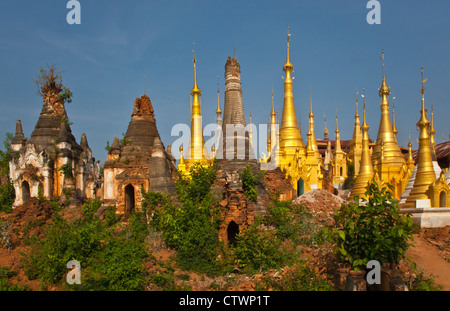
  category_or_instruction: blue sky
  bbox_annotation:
[0,0,449,165]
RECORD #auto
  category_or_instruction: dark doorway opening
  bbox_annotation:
[124,184,135,216]
[227,221,239,247]
[22,181,30,204]
[297,178,305,196]
[440,191,446,207]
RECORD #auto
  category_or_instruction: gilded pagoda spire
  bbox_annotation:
[334,111,343,154]
[348,93,363,176]
[406,129,415,169]
[270,89,277,125]
[178,134,186,172]
[404,67,436,208]
[371,50,406,198]
[351,99,374,199]
[392,98,398,138]
[267,89,277,154]
[430,104,436,153]
[185,45,208,167]
[279,25,306,162]
[307,90,320,159]
[216,76,222,125]
[323,114,329,140]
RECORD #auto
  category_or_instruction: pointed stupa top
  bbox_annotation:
[379,49,390,97]
[216,76,222,116]
[110,136,120,152]
[270,89,277,125]
[306,91,320,158]
[392,99,398,137]
[323,114,329,140]
[80,133,89,150]
[11,120,26,145]
[430,104,436,152]
[334,111,343,154]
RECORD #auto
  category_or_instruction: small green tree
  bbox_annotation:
[333,182,418,270]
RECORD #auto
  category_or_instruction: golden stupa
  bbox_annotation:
[371,50,409,198]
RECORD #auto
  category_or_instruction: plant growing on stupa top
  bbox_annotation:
[33,64,72,104]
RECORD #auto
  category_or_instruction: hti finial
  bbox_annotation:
[381,49,385,74]
[420,66,427,95]
[192,41,196,63]
[287,24,291,42]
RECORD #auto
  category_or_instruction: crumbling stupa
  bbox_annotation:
[103,93,176,216]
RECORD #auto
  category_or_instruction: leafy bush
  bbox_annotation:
[264,200,324,246]
[333,182,418,270]
[145,161,223,275]
[0,180,15,214]
[232,219,291,273]
[241,165,260,202]
[256,262,333,291]
[22,214,106,285]
[0,133,15,214]
[0,266,29,291]
[80,199,102,219]
[22,211,150,290]
[104,205,120,226]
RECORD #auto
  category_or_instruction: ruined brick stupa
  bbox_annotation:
[215,56,268,246]
[103,93,176,215]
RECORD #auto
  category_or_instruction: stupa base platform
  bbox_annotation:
[400,206,450,228]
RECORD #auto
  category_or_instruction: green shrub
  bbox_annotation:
[21,214,106,285]
[241,165,260,202]
[0,266,29,291]
[104,205,120,226]
[256,262,334,291]
[232,219,291,273]
[409,271,443,291]
[145,161,223,275]
[333,182,418,270]
[80,199,102,219]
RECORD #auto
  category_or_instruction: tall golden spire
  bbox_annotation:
[216,75,222,121]
[178,134,186,172]
[323,114,329,140]
[334,111,343,154]
[371,50,406,198]
[279,25,306,163]
[392,97,398,138]
[348,93,363,176]
[404,67,436,208]
[307,90,320,159]
[185,44,208,167]
[430,103,436,153]
[351,99,374,199]
[270,88,276,125]
[406,129,415,169]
